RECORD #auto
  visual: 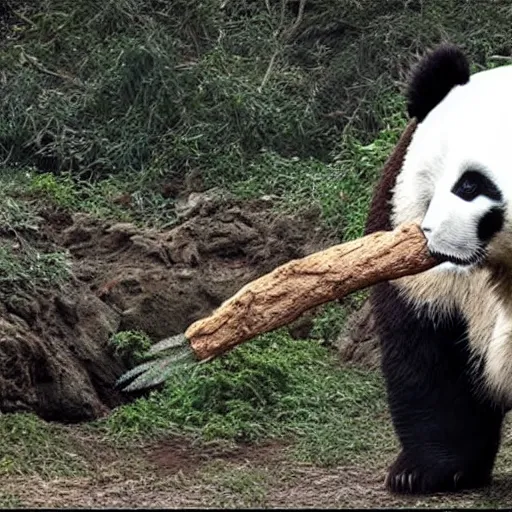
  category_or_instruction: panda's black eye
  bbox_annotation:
[455,178,478,201]
[452,170,502,202]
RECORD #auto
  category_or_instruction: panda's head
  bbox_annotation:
[392,44,512,270]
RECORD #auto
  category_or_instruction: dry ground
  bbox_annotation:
[1,424,510,509]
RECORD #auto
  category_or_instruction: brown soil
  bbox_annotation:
[145,437,289,476]
[0,189,330,423]
[336,299,381,369]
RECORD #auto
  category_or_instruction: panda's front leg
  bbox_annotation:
[371,282,505,495]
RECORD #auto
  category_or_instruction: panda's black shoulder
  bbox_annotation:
[407,44,470,122]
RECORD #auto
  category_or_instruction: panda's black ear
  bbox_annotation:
[407,44,470,122]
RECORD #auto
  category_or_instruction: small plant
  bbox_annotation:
[110,330,153,368]
[0,245,70,297]
[28,173,79,209]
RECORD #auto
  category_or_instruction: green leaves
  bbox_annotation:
[116,345,196,393]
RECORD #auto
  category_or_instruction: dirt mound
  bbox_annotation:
[0,190,330,422]
[335,300,381,369]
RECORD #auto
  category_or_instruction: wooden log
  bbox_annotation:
[186,222,438,361]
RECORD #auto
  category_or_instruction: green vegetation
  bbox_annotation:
[201,464,269,508]
[110,330,153,368]
[3,1,512,236]
[0,493,23,509]
[103,331,394,466]
[0,245,69,293]
[0,193,70,296]
[2,168,179,228]
[0,413,91,477]
[0,0,511,506]
[310,291,368,343]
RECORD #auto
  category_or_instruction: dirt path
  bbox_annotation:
[2,436,510,509]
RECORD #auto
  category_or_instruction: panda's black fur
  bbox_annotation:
[370,283,504,494]
[366,44,507,495]
[407,44,470,122]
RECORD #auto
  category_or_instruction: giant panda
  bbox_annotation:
[365,44,512,495]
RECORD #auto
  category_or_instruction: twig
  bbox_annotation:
[258,51,279,93]
[277,0,288,34]
[259,0,307,92]
[281,0,307,41]
[489,55,512,61]
[18,49,85,88]
[0,145,14,167]
[11,8,38,30]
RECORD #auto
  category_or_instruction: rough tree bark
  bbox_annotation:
[186,223,437,361]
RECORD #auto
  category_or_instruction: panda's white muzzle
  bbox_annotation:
[421,191,495,266]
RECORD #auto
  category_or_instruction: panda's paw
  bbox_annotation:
[385,451,490,494]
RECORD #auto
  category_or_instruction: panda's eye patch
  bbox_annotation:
[451,170,502,202]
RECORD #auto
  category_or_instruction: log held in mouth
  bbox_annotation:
[186,222,438,361]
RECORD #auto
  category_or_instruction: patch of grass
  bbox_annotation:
[13,126,389,238]
[110,330,153,368]
[201,463,269,508]
[202,100,406,240]
[1,168,178,228]
[310,290,368,344]
[0,195,43,233]
[334,110,407,241]
[101,331,394,466]
[68,173,178,228]
[0,492,23,508]
[0,413,91,478]
[310,303,349,344]
[1,1,511,229]
[0,191,71,296]
[2,1,509,240]
[0,244,70,296]
[0,0,335,178]
[1,93,404,238]
[27,172,79,210]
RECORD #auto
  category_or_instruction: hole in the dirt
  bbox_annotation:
[33,361,54,385]
[215,247,247,260]
[0,191,331,427]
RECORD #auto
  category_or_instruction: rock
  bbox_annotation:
[335,300,381,369]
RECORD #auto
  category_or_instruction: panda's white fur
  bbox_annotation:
[389,64,512,406]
